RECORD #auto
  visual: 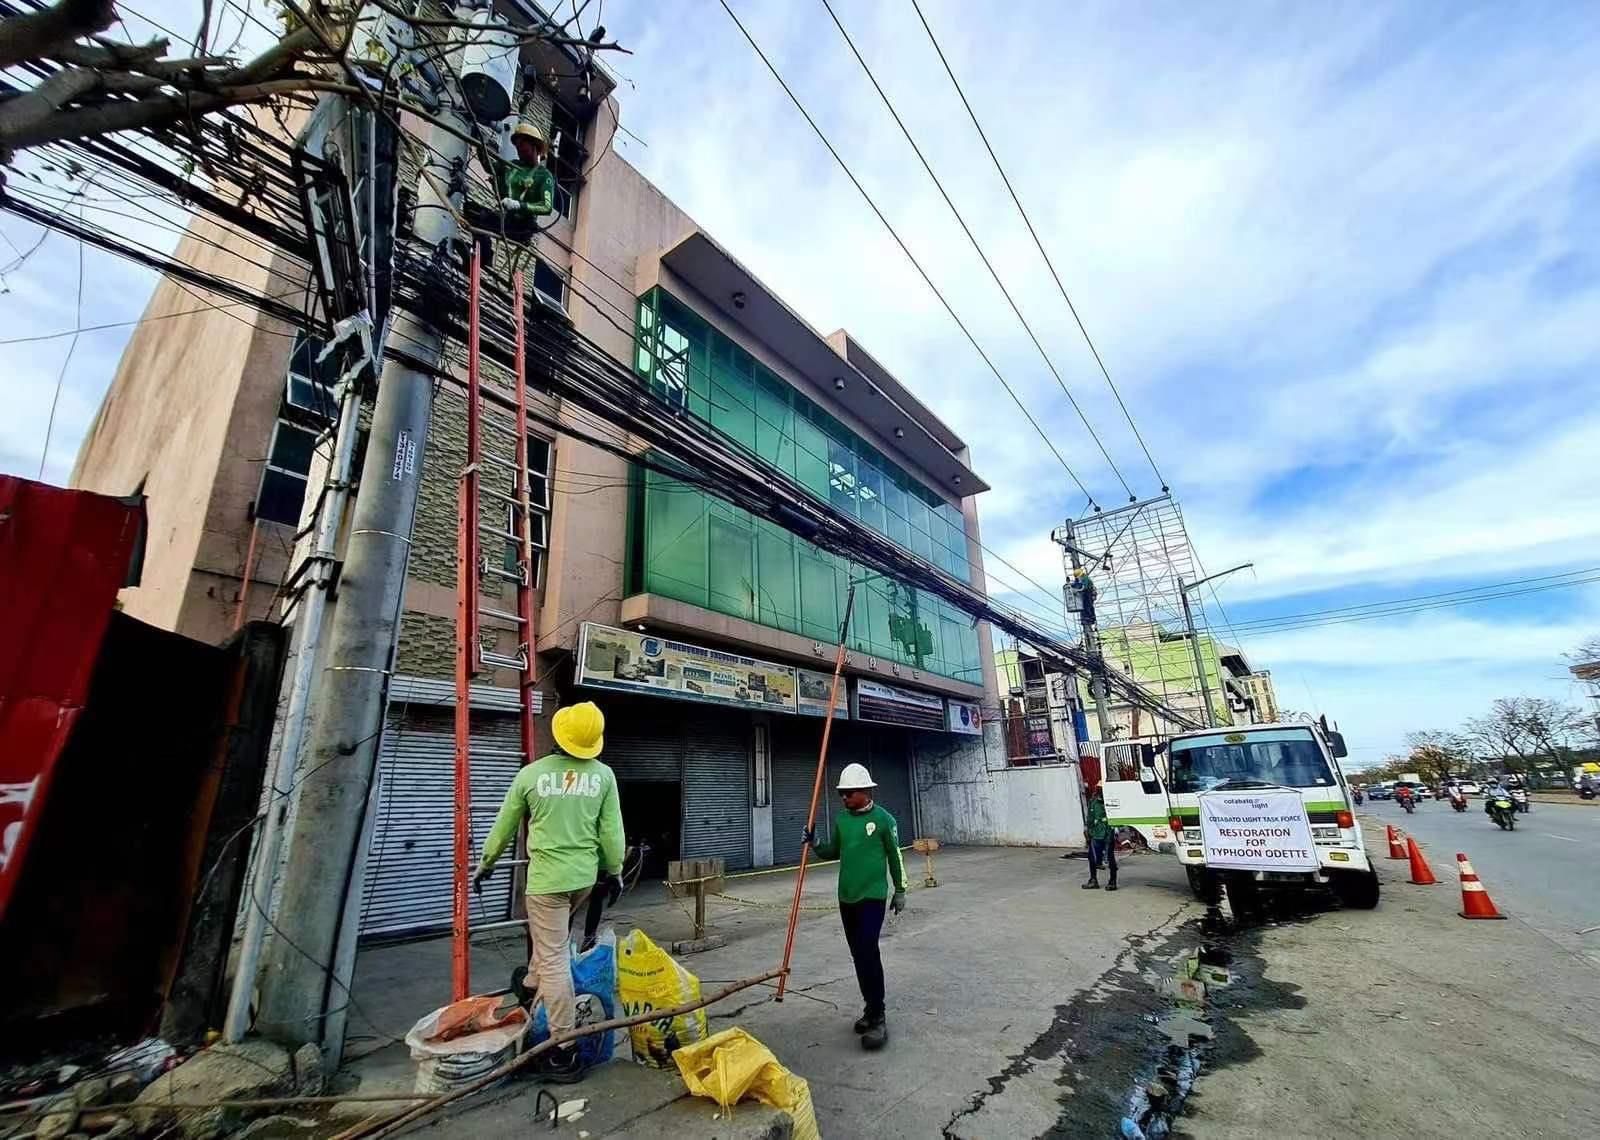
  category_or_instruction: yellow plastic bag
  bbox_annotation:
[616,929,709,1067]
[673,1027,821,1140]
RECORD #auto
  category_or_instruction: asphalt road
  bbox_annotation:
[1365,798,1600,964]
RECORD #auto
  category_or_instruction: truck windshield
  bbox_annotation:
[1168,731,1337,794]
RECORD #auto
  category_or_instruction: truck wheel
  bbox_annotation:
[1186,865,1221,904]
[1332,868,1380,909]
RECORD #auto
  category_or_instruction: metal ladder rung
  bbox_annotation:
[478,605,525,626]
[481,453,531,476]
[479,648,528,670]
[480,486,525,507]
[477,522,523,543]
[482,563,528,584]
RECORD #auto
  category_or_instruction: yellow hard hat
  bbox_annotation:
[510,121,547,148]
[553,701,604,759]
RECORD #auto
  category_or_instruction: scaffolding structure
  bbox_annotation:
[1054,494,1215,739]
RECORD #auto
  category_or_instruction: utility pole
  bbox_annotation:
[1178,581,1214,729]
[253,34,478,1055]
[1058,517,1114,742]
[1178,562,1253,732]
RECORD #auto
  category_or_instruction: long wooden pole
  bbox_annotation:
[336,967,787,1140]
[775,584,855,1001]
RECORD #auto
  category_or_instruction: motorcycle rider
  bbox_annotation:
[1395,784,1415,812]
[1484,779,1509,817]
[1447,784,1468,810]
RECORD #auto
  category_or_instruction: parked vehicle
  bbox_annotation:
[1453,780,1482,796]
[1104,722,1378,910]
[1486,792,1516,830]
[1366,784,1393,801]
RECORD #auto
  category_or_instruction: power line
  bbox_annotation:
[908,0,1168,493]
[38,222,84,479]
[1226,569,1600,636]
[715,0,1102,512]
[819,0,1136,502]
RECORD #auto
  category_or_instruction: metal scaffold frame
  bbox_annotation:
[1059,494,1213,736]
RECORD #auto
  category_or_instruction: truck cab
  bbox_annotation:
[1103,722,1378,910]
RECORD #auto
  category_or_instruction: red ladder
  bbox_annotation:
[453,247,540,1001]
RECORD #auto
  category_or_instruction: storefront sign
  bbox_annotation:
[1196,790,1317,873]
[796,668,849,719]
[576,623,797,712]
[946,698,981,736]
[852,678,946,731]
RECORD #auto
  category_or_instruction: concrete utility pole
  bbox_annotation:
[254,64,476,1054]
[1060,517,1114,742]
[1178,562,1253,731]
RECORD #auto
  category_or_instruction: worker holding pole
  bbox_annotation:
[475,701,623,1083]
[803,764,909,1051]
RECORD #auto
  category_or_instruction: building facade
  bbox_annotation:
[72,41,1005,935]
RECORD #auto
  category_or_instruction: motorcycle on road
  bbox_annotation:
[1448,789,1468,813]
[1486,793,1516,831]
[1509,787,1530,814]
[1400,794,1416,815]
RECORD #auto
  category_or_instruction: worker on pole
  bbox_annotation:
[475,701,623,1082]
[467,120,557,266]
[802,764,909,1051]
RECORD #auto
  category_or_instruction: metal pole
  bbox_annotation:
[1179,580,1214,729]
[223,371,364,1043]
[254,92,472,1055]
[1062,517,1113,741]
[775,584,855,1001]
[234,519,261,631]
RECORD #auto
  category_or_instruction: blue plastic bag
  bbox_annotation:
[530,930,617,1066]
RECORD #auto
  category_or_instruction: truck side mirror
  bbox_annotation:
[1327,731,1348,759]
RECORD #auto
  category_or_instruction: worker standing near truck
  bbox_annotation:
[803,763,909,1051]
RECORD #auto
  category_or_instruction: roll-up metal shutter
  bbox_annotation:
[359,703,522,939]
[772,719,824,865]
[867,726,916,843]
[597,709,685,784]
[680,711,752,870]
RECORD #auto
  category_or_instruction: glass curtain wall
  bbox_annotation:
[632,287,981,683]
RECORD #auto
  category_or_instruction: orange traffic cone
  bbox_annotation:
[1405,836,1438,885]
[1386,825,1407,860]
[1456,853,1506,919]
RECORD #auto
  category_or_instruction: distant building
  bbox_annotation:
[1077,623,1260,739]
[1243,671,1280,723]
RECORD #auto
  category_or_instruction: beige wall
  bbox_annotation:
[71,218,297,640]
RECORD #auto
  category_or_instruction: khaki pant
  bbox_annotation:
[525,888,590,1034]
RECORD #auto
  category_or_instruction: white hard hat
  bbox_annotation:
[838,763,876,790]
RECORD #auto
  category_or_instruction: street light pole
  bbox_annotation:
[1178,563,1253,730]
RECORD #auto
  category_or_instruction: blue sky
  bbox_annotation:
[4,0,1598,763]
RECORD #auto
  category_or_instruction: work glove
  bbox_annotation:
[500,196,524,212]
[890,890,906,915]
[801,827,816,848]
[472,864,493,891]
[598,870,623,908]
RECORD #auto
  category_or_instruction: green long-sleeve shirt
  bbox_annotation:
[479,752,624,895]
[813,803,908,903]
[500,160,555,218]
[1087,795,1112,841]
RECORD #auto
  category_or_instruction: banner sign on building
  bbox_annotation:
[946,698,981,736]
[796,668,850,719]
[1196,790,1317,873]
[576,623,797,712]
[852,678,946,731]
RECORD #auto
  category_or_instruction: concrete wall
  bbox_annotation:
[71,219,298,641]
[914,722,1086,848]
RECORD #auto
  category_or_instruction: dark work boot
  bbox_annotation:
[1081,876,1100,889]
[1106,873,1119,892]
[860,1010,888,1051]
[853,1007,874,1034]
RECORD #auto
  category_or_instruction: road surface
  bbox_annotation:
[1369,798,1600,964]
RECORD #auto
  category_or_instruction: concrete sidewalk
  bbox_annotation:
[340,844,1197,1137]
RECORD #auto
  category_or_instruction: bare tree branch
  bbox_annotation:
[0,0,116,71]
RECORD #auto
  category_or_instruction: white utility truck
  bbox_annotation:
[1102,722,1378,910]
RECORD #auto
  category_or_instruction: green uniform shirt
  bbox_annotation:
[813,803,909,903]
[501,161,555,218]
[1087,795,1112,841]
[479,752,625,895]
